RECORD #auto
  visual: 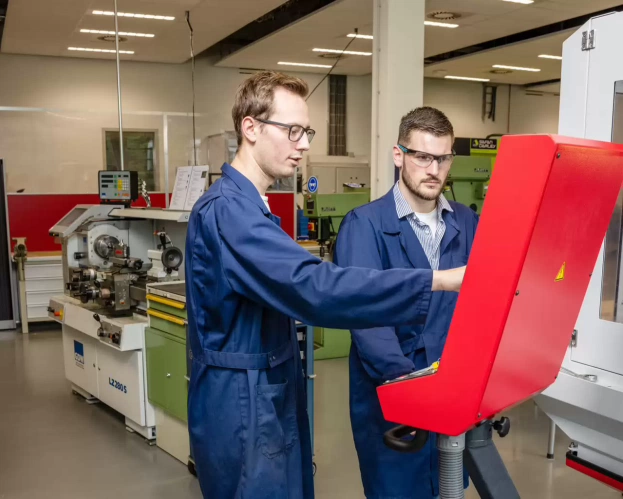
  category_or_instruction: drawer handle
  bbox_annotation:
[147,309,186,326]
[147,294,185,310]
[166,373,171,378]
[184,376,190,381]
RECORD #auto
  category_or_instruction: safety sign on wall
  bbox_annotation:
[308,176,319,193]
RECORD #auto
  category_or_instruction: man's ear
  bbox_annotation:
[241,116,259,144]
[393,145,404,168]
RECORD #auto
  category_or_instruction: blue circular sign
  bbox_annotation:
[308,176,319,193]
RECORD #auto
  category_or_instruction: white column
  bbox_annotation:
[371,0,425,200]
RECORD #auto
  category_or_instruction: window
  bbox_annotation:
[328,75,347,156]
[105,130,157,190]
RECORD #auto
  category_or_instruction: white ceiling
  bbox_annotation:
[2,0,622,85]
[216,0,623,84]
[424,31,570,85]
[1,0,287,63]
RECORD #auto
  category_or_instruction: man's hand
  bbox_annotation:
[432,266,466,292]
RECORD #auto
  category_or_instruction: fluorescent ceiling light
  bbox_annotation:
[68,47,135,54]
[503,0,534,4]
[278,62,332,68]
[347,33,373,39]
[538,54,563,60]
[92,10,175,21]
[493,64,540,72]
[424,21,459,28]
[445,75,490,82]
[81,29,155,38]
[312,48,372,56]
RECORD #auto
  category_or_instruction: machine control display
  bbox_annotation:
[98,171,139,205]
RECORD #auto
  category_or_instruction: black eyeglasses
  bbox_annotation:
[397,144,456,169]
[256,119,316,143]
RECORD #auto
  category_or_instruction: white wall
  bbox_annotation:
[347,75,373,157]
[424,79,511,138]
[345,77,513,160]
[347,77,561,161]
[0,53,352,193]
[508,86,560,135]
[0,51,561,193]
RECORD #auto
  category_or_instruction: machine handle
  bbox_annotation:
[383,425,429,453]
[146,294,186,310]
[147,309,186,326]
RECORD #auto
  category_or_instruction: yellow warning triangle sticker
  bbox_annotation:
[555,262,566,282]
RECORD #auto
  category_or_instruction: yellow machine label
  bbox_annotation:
[555,262,566,282]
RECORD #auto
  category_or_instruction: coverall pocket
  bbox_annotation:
[256,380,298,458]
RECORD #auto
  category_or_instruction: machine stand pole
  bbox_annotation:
[547,418,556,460]
[113,0,124,171]
[464,422,520,499]
[437,433,466,499]
[12,238,28,334]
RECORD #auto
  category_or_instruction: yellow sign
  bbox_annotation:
[555,262,566,282]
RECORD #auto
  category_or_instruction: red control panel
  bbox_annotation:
[377,135,623,436]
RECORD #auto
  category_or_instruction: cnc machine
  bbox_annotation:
[534,12,623,493]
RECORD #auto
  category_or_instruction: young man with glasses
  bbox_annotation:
[186,75,469,498]
[334,106,478,499]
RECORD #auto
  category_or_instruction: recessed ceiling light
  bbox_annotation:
[68,47,134,54]
[424,21,459,28]
[81,29,155,38]
[92,10,175,21]
[503,0,534,4]
[538,54,563,60]
[278,62,332,68]
[445,75,490,82]
[347,33,373,39]
[493,64,540,72]
[313,48,372,56]
[428,11,461,20]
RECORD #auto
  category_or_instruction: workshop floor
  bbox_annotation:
[0,327,619,499]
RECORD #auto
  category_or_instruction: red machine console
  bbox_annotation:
[377,135,623,437]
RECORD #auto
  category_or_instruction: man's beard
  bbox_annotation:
[401,168,444,202]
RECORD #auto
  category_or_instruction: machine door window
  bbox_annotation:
[600,81,623,323]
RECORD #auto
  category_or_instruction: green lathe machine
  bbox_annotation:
[303,189,369,360]
[445,155,492,214]
[304,189,370,259]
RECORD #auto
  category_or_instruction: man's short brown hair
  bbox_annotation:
[232,71,309,145]
[397,106,454,145]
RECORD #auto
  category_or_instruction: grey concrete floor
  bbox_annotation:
[0,328,620,499]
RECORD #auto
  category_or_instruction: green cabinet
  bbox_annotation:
[146,327,188,422]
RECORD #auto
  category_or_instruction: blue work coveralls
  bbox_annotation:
[186,163,441,499]
[334,188,479,499]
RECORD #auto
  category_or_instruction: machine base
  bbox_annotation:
[464,422,520,499]
[153,406,190,463]
[71,384,99,405]
[126,417,156,442]
[188,457,197,476]
[566,451,623,492]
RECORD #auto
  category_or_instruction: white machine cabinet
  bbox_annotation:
[535,10,623,486]
[24,255,64,320]
[62,324,100,398]
[60,302,156,441]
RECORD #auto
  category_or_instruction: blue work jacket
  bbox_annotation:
[185,163,441,498]
[334,188,479,499]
